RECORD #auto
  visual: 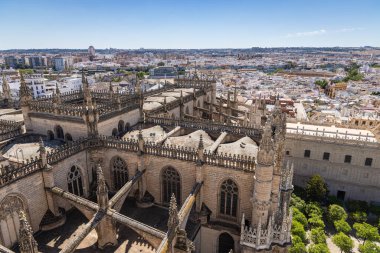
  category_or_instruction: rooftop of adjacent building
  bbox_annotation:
[286,122,378,143]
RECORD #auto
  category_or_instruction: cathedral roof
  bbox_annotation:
[217,136,258,158]
[164,130,214,150]
[123,126,166,143]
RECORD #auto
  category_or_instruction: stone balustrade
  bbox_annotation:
[0,133,256,188]
[0,120,23,142]
[145,115,262,140]
[240,213,292,250]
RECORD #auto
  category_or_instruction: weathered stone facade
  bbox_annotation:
[0,74,292,253]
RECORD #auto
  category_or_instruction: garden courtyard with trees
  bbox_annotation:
[290,174,380,253]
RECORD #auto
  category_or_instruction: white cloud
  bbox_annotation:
[285,27,365,38]
[335,27,365,33]
[286,29,327,38]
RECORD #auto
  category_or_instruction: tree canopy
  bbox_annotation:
[353,222,380,244]
[332,232,354,253]
[328,204,348,222]
[305,175,328,201]
[334,219,351,234]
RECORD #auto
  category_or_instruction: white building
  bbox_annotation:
[24,74,47,98]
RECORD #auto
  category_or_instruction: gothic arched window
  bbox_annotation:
[219,179,238,217]
[0,195,26,248]
[111,156,128,190]
[162,167,181,205]
[55,125,64,139]
[67,166,84,196]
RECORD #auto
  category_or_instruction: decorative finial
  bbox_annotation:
[167,193,179,231]
[198,134,204,150]
[18,210,38,253]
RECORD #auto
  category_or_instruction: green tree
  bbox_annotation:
[305,202,323,218]
[358,241,380,253]
[292,207,308,229]
[353,222,380,244]
[157,62,165,66]
[310,228,326,244]
[305,175,328,202]
[334,219,352,234]
[290,236,307,253]
[136,71,146,79]
[350,211,367,223]
[291,194,307,213]
[328,204,348,222]
[332,232,354,253]
[308,215,325,229]
[308,243,330,253]
[315,79,329,89]
[291,220,307,242]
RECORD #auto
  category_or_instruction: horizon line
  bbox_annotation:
[1,46,380,51]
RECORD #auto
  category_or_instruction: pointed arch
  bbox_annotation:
[219,179,239,218]
[161,166,181,206]
[118,120,125,133]
[110,156,128,190]
[65,133,73,142]
[0,194,28,248]
[67,165,84,197]
[55,125,64,139]
[218,232,234,253]
[47,130,54,140]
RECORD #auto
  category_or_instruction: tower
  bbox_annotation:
[251,120,275,226]
[19,72,32,131]
[2,74,11,107]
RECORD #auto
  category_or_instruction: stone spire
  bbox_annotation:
[18,211,38,253]
[52,83,62,104]
[259,121,274,157]
[19,72,32,106]
[2,74,11,101]
[167,193,179,232]
[197,134,204,164]
[96,164,109,210]
[81,70,92,106]
[38,137,47,168]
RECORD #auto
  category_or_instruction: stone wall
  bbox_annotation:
[285,137,380,203]
[98,109,140,136]
[52,150,90,210]
[29,115,87,140]
[0,171,48,234]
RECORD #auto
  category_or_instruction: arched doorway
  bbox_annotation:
[125,122,130,132]
[65,133,73,142]
[0,195,27,248]
[118,120,125,133]
[111,156,128,190]
[55,125,64,139]
[161,167,181,205]
[47,130,54,140]
[112,128,118,137]
[67,165,84,197]
[218,232,234,253]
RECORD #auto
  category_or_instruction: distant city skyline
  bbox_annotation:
[0,0,380,49]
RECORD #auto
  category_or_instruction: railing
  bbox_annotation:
[0,134,256,188]
[286,128,379,148]
[0,120,23,142]
[145,116,262,140]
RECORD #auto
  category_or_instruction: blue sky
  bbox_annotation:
[0,0,379,49]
